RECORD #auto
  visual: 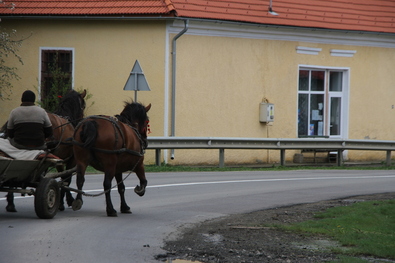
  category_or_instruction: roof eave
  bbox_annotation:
[1,14,393,37]
[174,16,395,37]
[0,13,179,20]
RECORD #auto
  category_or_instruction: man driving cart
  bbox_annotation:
[7,90,53,150]
[0,90,62,217]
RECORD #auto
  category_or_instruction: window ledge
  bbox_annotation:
[296,46,322,55]
[330,49,357,57]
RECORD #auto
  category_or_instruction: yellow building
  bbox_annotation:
[1,0,395,165]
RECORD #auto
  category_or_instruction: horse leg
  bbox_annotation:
[59,174,74,211]
[104,170,117,217]
[115,172,131,214]
[72,164,86,211]
[57,165,66,211]
[133,162,148,197]
[59,189,65,211]
[64,161,76,208]
[6,192,17,212]
[58,162,75,211]
[65,184,75,207]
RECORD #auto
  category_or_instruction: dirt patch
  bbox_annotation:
[158,193,395,263]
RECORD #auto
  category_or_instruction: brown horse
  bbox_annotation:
[48,89,87,211]
[2,89,86,212]
[72,101,151,216]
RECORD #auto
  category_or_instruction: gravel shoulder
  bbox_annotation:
[158,192,395,263]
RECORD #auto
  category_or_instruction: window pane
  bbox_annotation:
[309,94,324,136]
[298,94,308,136]
[59,52,72,73]
[329,72,343,91]
[298,70,309,91]
[311,71,325,91]
[330,97,341,135]
[40,50,73,111]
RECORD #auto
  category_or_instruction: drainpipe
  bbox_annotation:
[170,19,189,159]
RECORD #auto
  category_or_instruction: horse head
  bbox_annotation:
[118,102,151,138]
[55,89,86,127]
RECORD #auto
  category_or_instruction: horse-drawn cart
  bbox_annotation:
[0,155,74,219]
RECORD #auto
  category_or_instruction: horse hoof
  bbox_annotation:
[107,211,118,217]
[121,209,132,214]
[72,199,83,211]
[67,198,75,207]
[6,205,17,212]
[59,204,65,211]
[134,185,145,197]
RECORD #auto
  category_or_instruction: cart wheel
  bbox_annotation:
[34,178,60,219]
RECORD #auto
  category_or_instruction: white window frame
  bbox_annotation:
[297,65,350,139]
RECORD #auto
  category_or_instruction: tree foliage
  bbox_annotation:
[1,0,24,100]
[35,59,94,112]
[38,63,73,112]
[0,28,24,100]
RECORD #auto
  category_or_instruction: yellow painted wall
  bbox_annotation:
[166,34,395,165]
[1,19,395,165]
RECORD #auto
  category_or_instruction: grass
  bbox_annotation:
[281,200,395,261]
[143,163,395,173]
[83,163,395,174]
[331,256,373,263]
[82,160,395,174]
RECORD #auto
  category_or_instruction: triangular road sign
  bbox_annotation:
[123,60,151,91]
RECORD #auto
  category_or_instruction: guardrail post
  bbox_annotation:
[386,150,392,166]
[155,149,161,166]
[280,149,285,166]
[219,149,225,168]
[337,150,343,166]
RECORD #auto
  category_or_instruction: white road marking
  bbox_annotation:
[143,175,395,189]
[1,174,394,201]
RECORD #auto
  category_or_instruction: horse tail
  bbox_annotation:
[79,120,98,149]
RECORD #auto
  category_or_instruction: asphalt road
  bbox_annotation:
[0,169,394,263]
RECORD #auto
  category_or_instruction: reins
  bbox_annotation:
[52,116,84,130]
[70,143,144,156]
[61,155,143,197]
[46,116,80,151]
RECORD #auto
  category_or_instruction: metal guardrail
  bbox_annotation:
[147,137,395,167]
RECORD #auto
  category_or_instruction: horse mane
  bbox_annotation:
[116,101,148,132]
[54,90,85,127]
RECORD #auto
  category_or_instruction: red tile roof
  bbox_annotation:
[1,0,394,34]
[0,0,174,15]
[172,0,395,34]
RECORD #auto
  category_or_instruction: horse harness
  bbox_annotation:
[73,115,146,157]
[46,114,75,151]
